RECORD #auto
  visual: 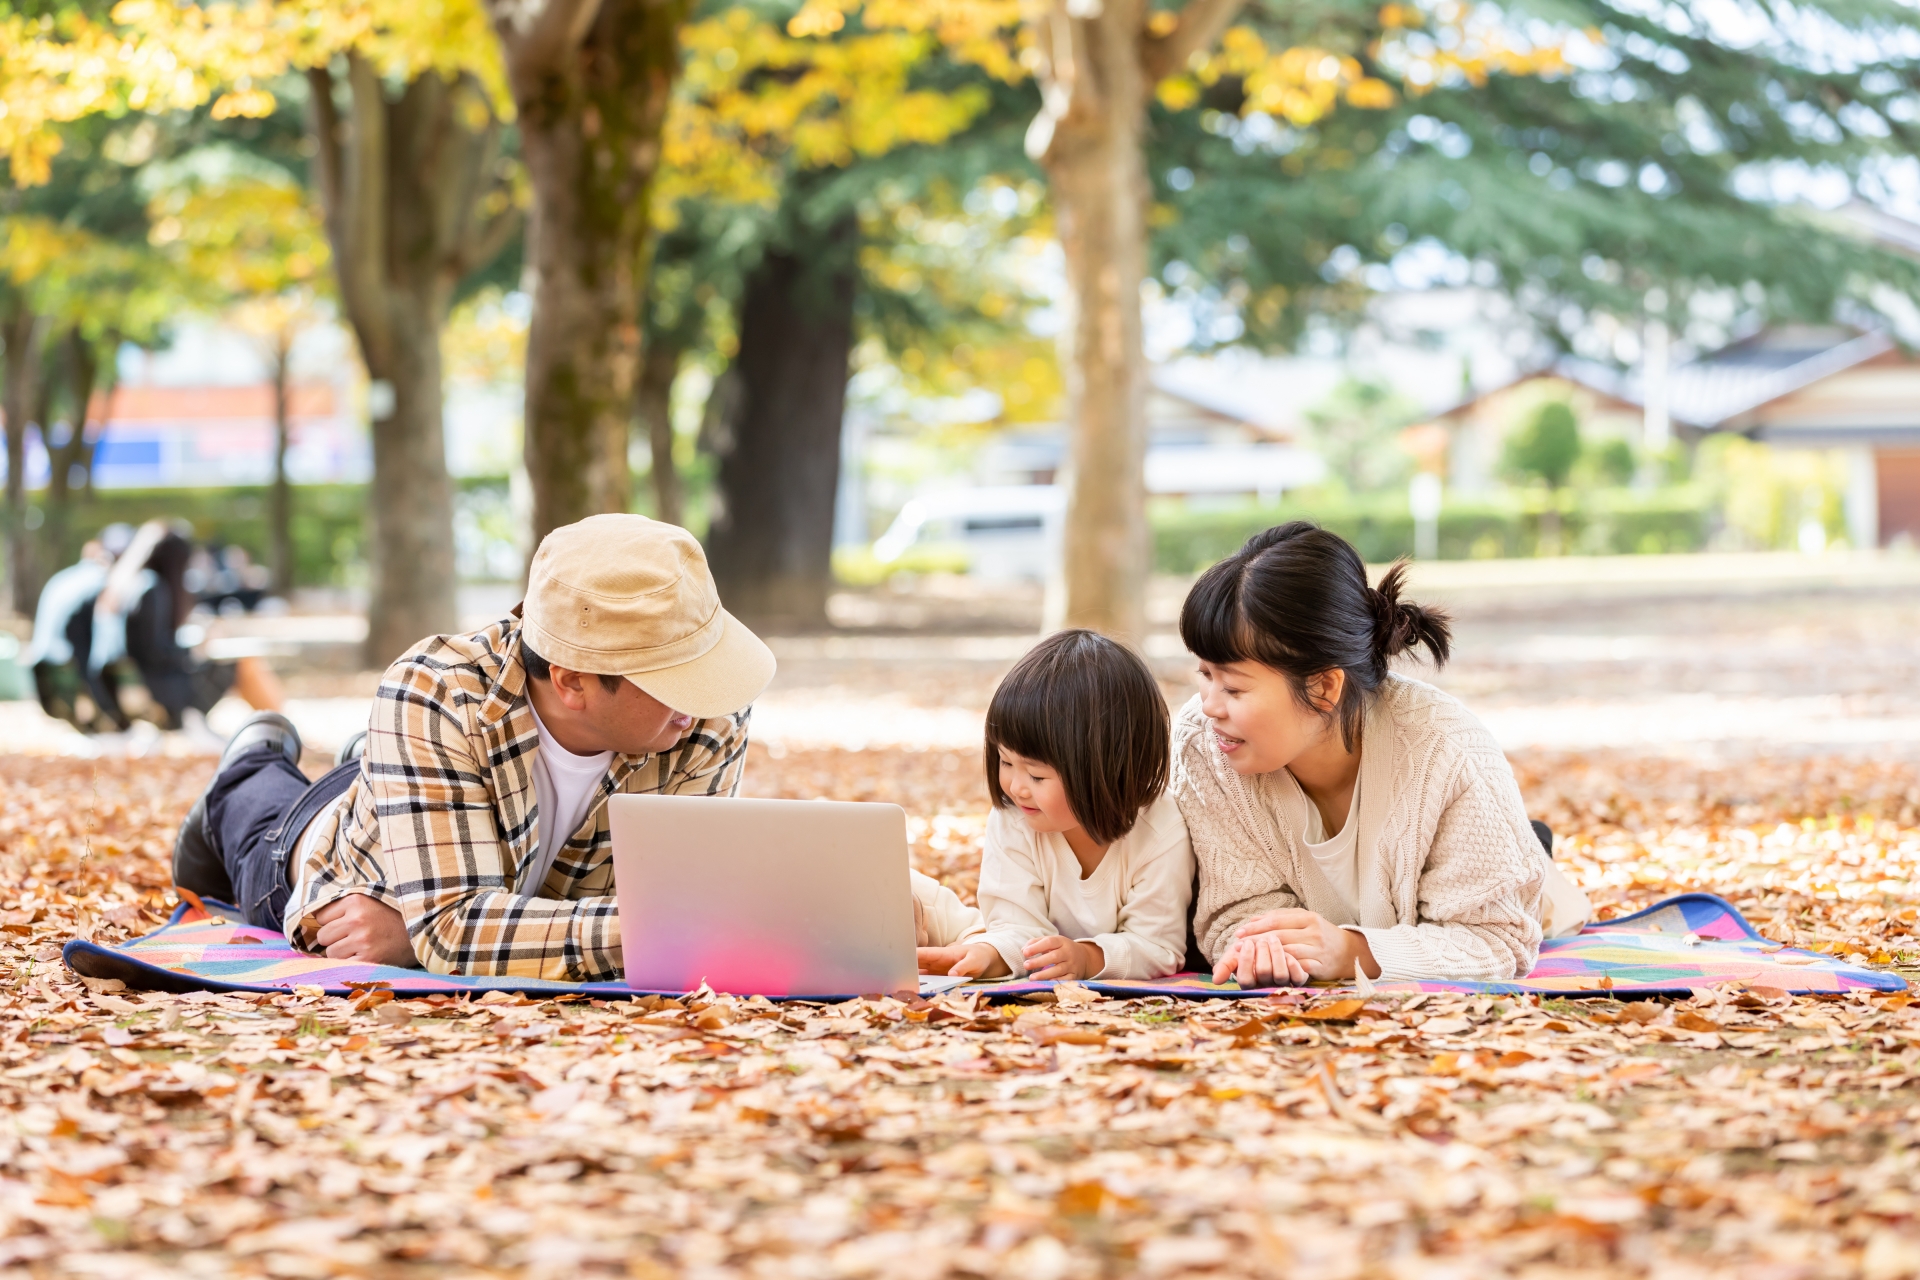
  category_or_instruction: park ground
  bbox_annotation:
[1,554,1918,1278]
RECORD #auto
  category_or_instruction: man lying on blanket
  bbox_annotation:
[169,515,776,981]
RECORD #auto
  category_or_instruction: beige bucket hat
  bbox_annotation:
[520,514,775,720]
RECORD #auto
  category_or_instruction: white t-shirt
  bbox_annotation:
[976,794,1194,980]
[525,706,614,894]
[1296,770,1362,923]
[1281,763,1589,939]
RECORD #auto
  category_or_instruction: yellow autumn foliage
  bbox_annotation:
[0,0,503,185]
[0,214,180,339]
[656,7,996,224]
[148,172,331,313]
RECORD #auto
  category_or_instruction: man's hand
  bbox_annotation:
[1211,908,1378,985]
[312,895,417,967]
[1021,934,1104,982]
[921,942,1006,979]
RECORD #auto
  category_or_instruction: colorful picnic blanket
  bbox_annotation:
[61,893,1906,1000]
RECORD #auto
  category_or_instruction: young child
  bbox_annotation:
[912,870,989,951]
[918,629,1193,981]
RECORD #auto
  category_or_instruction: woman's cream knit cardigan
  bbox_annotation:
[1171,674,1547,981]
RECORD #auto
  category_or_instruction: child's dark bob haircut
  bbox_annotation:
[984,629,1169,846]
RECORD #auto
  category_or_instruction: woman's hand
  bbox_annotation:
[1213,908,1379,984]
[1020,935,1105,982]
[312,894,416,967]
[921,942,1006,979]
[1211,931,1310,987]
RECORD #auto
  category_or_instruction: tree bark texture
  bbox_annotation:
[705,215,859,631]
[1026,0,1247,642]
[635,335,683,526]
[1,304,45,616]
[308,57,518,665]
[45,328,102,583]
[490,0,688,548]
[267,331,294,596]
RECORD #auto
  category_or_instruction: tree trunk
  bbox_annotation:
[366,303,457,653]
[494,0,688,547]
[309,58,517,664]
[1,304,45,616]
[636,335,683,526]
[1026,2,1152,642]
[267,330,294,597]
[705,214,858,631]
[1024,0,1247,642]
[45,327,100,579]
[76,337,112,500]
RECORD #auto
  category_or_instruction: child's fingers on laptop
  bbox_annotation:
[917,944,965,975]
[948,943,1001,979]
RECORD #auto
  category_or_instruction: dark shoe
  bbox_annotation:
[172,713,305,902]
[334,730,368,768]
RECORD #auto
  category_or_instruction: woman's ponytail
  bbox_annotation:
[1368,561,1452,675]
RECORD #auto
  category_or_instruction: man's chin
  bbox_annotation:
[634,728,690,757]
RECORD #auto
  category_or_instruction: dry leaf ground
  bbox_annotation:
[1,745,1916,1279]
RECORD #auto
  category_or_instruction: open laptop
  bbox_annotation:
[609,794,921,998]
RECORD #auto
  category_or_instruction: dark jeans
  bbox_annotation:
[203,746,359,930]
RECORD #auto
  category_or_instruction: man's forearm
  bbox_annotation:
[410,891,621,982]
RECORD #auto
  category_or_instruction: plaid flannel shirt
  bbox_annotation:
[284,612,749,980]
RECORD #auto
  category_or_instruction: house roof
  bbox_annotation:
[96,383,341,423]
[1435,326,1897,431]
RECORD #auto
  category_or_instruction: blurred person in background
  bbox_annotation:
[194,543,273,616]
[28,520,283,734]
[22,524,128,732]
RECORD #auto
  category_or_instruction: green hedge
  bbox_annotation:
[1151,487,1714,573]
[29,485,369,587]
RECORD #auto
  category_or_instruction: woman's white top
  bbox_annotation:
[976,794,1194,980]
[524,705,614,894]
[1294,769,1363,922]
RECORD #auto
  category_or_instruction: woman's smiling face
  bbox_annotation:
[1195,658,1344,776]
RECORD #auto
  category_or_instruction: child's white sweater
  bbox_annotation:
[976,795,1194,980]
[911,870,989,947]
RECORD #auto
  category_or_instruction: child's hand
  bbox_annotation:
[920,942,1006,978]
[1020,934,1104,981]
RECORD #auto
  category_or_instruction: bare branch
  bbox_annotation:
[1140,0,1249,83]
[465,204,525,278]
[305,65,346,250]
[337,54,395,371]
[1026,3,1104,164]
[487,0,604,80]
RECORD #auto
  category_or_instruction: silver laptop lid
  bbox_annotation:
[609,794,919,998]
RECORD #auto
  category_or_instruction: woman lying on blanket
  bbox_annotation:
[1172,522,1591,987]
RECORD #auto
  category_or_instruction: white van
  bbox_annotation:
[872,486,1065,583]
